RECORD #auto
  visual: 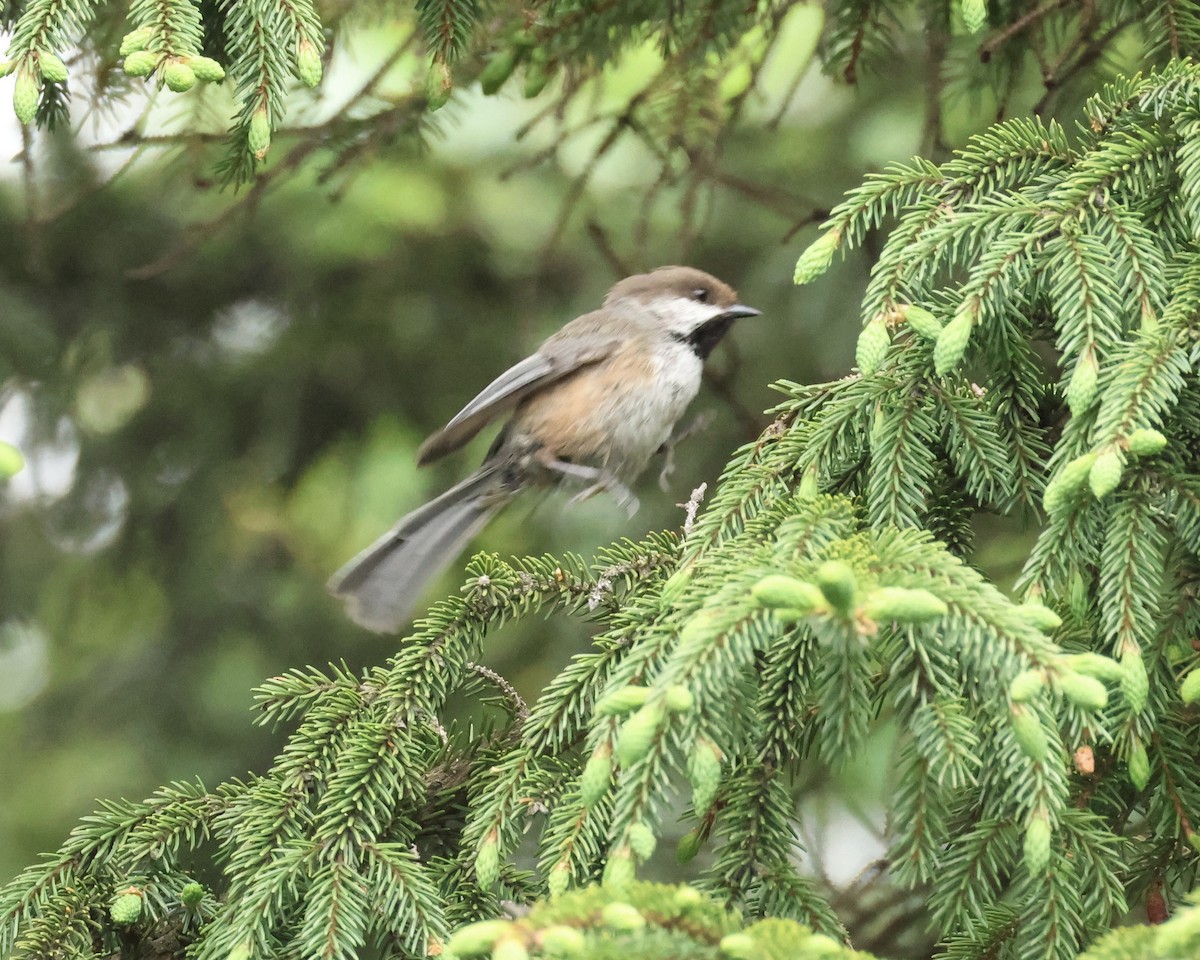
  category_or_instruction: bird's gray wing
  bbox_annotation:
[416,338,618,465]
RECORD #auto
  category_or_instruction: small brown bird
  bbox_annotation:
[329,266,760,632]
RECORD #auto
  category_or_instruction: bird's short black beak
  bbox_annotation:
[724,303,762,319]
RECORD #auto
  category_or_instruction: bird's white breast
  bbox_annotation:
[603,338,703,479]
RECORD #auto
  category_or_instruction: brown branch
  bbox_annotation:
[844,12,868,85]
[632,160,679,262]
[779,207,832,245]
[702,337,762,439]
[534,91,649,264]
[1162,0,1181,57]
[1032,16,1139,115]
[123,35,419,279]
[921,5,950,159]
[1153,730,1198,846]
[19,123,48,279]
[585,219,631,278]
[467,662,529,723]
[978,0,1073,62]
[676,152,714,260]
[714,170,823,222]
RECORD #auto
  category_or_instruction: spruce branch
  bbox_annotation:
[9,42,1200,960]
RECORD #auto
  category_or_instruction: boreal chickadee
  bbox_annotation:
[329,266,760,632]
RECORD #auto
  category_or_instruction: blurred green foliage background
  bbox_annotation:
[0,7,1137,890]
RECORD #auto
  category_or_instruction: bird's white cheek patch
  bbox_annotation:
[656,297,729,338]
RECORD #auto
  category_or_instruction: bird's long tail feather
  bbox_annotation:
[328,467,508,632]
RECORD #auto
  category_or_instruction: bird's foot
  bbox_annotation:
[562,473,636,517]
[539,454,640,517]
[657,410,715,491]
[569,477,639,517]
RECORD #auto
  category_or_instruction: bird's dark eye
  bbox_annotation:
[692,288,710,303]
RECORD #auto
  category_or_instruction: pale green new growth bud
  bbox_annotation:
[600,902,645,930]
[1042,452,1097,514]
[627,822,656,860]
[1127,738,1150,790]
[523,57,551,98]
[1120,649,1149,713]
[688,738,722,813]
[1013,603,1062,632]
[447,920,511,957]
[719,61,753,101]
[616,702,664,767]
[120,27,154,56]
[0,440,25,478]
[109,891,143,925]
[180,882,204,908]
[13,70,39,124]
[719,933,756,958]
[960,0,988,32]
[190,57,226,82]
[474,834,499,889]
[579,746,612,807]
[539,925,585,956]
[595,686,651,716]
[673,885,703,907]
[38,52,67,84]
[678,607,728,646]
[1057,671,1108,711]
[870,407,887,444]
[803,934,842,957]
[797,465,820,500]
[659,564,693,606]
[855,315,891,375]
[862,586,948,624]
[934,303,975,374]
[296,40,322,87]
[675,829,703,864]
[547,861,571,898]
[1023,815,1051,874]
[1063,653,1123,682]
[601,850,635,890]
[122,51,158,77]
[793,228,842,284]
[1126,427,1167,456]
[1010,704,1049,762]
[248,106,271,159]
[1181,669,1200,704]
[163,61,196,92]
[479,48,519,95]
[1010,669,1045,703]
[425,62,452,111]
[902,304,943,340]
[1088,448,1124,499]
[492,939,529,960]
[771,606,819,622]
[751,575,825,614]
[815,560,857,615]
[1065,351,1098,415]
[664,685,693,712]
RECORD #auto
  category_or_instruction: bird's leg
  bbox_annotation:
[657,410,716,491]
[539,455,602,484]
[571,477,639,517]
[535,451,639,517]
